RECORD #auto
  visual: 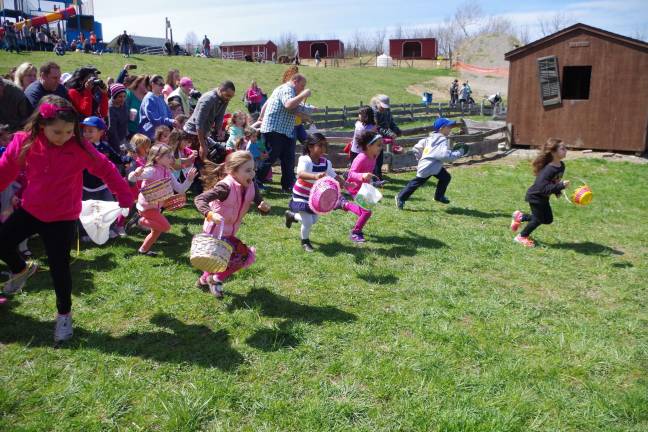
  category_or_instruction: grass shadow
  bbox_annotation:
[445,206,511,219]
[0,303,244,370]
[357,272,398,285]
[227,287,356,352]
[547,241,624,256]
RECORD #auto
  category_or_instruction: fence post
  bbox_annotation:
[409,103,414,121]
[342,105,347,127]
[325,106,329,125]
[480,100,484,116]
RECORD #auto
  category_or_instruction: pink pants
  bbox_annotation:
[138,208,171,252]
[341,199,372,233]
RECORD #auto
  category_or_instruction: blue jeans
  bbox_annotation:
[397,168,451,202]
[256,132,296,191]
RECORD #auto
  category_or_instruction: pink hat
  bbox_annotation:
[179,77,193,88]
[109,83,127,99]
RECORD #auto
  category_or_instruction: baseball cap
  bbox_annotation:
[433,117,456,131]
[179,77,193,88]
[81,116,107,130]
[375,94,390,109]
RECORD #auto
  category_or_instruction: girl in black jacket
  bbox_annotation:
[511,138,570,247]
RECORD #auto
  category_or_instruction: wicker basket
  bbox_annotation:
[308,177,340,215]
[163,194,186,211]
[141,178,173,205]
[189,223,232,273]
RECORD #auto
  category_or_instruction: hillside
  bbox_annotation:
[1,52,455,111]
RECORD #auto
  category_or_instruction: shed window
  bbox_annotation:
[537,56,561,106]
[562,66,591,100]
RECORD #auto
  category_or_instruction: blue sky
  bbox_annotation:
[92,0,647,43]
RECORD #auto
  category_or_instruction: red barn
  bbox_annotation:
[298,40,345,58]
[219,40,277,61]
[389,38,437,60]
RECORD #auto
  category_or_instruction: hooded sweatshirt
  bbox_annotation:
[414,132,464,178]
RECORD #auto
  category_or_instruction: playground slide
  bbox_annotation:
[14,6,77,31]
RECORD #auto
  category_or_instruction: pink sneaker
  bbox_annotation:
[514,234,535,248]
[510,210,523,232]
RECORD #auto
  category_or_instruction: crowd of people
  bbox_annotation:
[0,57,570,345]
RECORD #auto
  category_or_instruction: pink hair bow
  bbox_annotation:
[39,103,72,119]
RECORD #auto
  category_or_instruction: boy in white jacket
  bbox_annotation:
[396,118,465,209]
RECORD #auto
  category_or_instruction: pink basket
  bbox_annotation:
[308,177,340,215]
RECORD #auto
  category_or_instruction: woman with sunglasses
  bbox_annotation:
[138,74,178,139]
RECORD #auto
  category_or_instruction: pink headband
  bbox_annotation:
[39,103,73,119]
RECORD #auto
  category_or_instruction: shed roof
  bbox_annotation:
[219,40,274,47]
[505,23,648,61]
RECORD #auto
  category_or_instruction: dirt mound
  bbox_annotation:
[457,33,520,68]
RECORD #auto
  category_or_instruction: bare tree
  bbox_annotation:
[184,31,198,53]
[453,0,483,38]
[517,24,531,45]
[277,32,297,56]
[479,16,513,35]
[632,25,647,42]
[538,12,574,37]
[392,24,404,39]
[373,27,387,54]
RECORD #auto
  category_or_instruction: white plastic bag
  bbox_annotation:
[79,200,124,245]
[355,183,383,209]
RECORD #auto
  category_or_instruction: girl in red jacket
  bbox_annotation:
[0,95,133,344]
[194,151,270,298]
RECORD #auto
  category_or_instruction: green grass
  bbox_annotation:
[0,52,454,112]
[1,159,646,431]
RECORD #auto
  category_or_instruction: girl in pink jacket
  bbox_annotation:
[128,143,197,256]
[339,130,383,243]
[0,95,133,344]
[194,151,270,298]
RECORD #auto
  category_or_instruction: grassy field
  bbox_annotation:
[0,52,454,112]
[1,158,646,431]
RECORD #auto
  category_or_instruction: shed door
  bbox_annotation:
[537,56,561,107]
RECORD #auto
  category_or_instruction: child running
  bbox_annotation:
[194,151,271,297]
[225,111,247,152]
[284,133,347,252]
[0,95,133,343]
[128,143,197,256]
[339,130,383,243]
[395,117,465,209]
[511,138,569,247]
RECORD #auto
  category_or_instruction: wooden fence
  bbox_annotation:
[312,101,506,129]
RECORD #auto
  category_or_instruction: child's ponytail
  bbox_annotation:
[532,138,563,176]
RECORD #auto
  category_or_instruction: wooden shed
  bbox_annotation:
[219,40,277,61]
[297,40,344,58]
[505,23,648,153]
[389,38,437,60]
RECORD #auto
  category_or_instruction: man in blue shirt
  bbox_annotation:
[24,62,69,110]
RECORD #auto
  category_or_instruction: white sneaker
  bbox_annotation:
[54,313,73,343]
[115,226,127,237]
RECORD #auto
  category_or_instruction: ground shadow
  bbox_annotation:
[357,272,398,285]
[370,230,448,257]
[227,287,356,352]
[0,303,244,370]
[547,241,624,256]
[612,261,633,268]
[445,206,511,219]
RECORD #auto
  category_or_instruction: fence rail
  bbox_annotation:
[313,101,506,129]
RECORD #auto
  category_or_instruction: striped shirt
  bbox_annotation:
[292,155,337,202]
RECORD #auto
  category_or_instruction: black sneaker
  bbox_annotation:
[301,239,314,252]
[435,196,450,204]
[138,249,159,257]
[395,195,404,210]
[285,211,296,229]
[126,215,140,232]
